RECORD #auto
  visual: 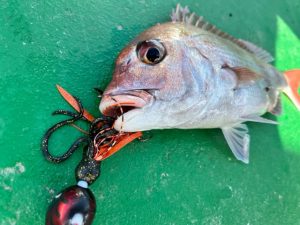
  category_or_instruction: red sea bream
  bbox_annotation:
[99,4,300,163]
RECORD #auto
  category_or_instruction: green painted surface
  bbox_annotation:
[0,1,300,224]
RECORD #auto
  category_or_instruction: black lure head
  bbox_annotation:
[75,154,102,185]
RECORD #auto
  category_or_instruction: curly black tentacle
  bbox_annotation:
[41,97,89,163]
[83,142,96,159]
[42,136,89,163]
[52,110,88,121]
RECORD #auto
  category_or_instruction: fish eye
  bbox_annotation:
[136,40,166,65]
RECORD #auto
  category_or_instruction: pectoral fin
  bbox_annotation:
[223,66,263,86]
[221,124,250,164]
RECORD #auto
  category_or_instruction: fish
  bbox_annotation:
[99,4,300,163]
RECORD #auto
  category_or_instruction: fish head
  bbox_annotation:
[100,23,208,131]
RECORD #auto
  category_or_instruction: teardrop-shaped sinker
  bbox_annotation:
[46,185,96,225]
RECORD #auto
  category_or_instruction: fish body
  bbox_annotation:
[100,5,300,163]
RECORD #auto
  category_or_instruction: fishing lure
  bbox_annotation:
[41,85,141,225]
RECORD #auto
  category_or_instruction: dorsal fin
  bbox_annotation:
[238,39,274,63]
[171,4,273,63]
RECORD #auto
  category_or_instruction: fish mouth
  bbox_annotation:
[99,90,153,118]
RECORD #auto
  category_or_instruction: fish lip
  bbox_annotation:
[99,89,153,118]
[113,108,143,132]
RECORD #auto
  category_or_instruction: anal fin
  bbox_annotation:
[221,124,250,164]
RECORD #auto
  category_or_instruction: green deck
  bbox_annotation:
[1,1,300,224]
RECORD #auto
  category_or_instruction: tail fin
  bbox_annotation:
[283,70,300,110]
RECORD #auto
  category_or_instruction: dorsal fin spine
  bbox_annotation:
[171,4,273,63]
